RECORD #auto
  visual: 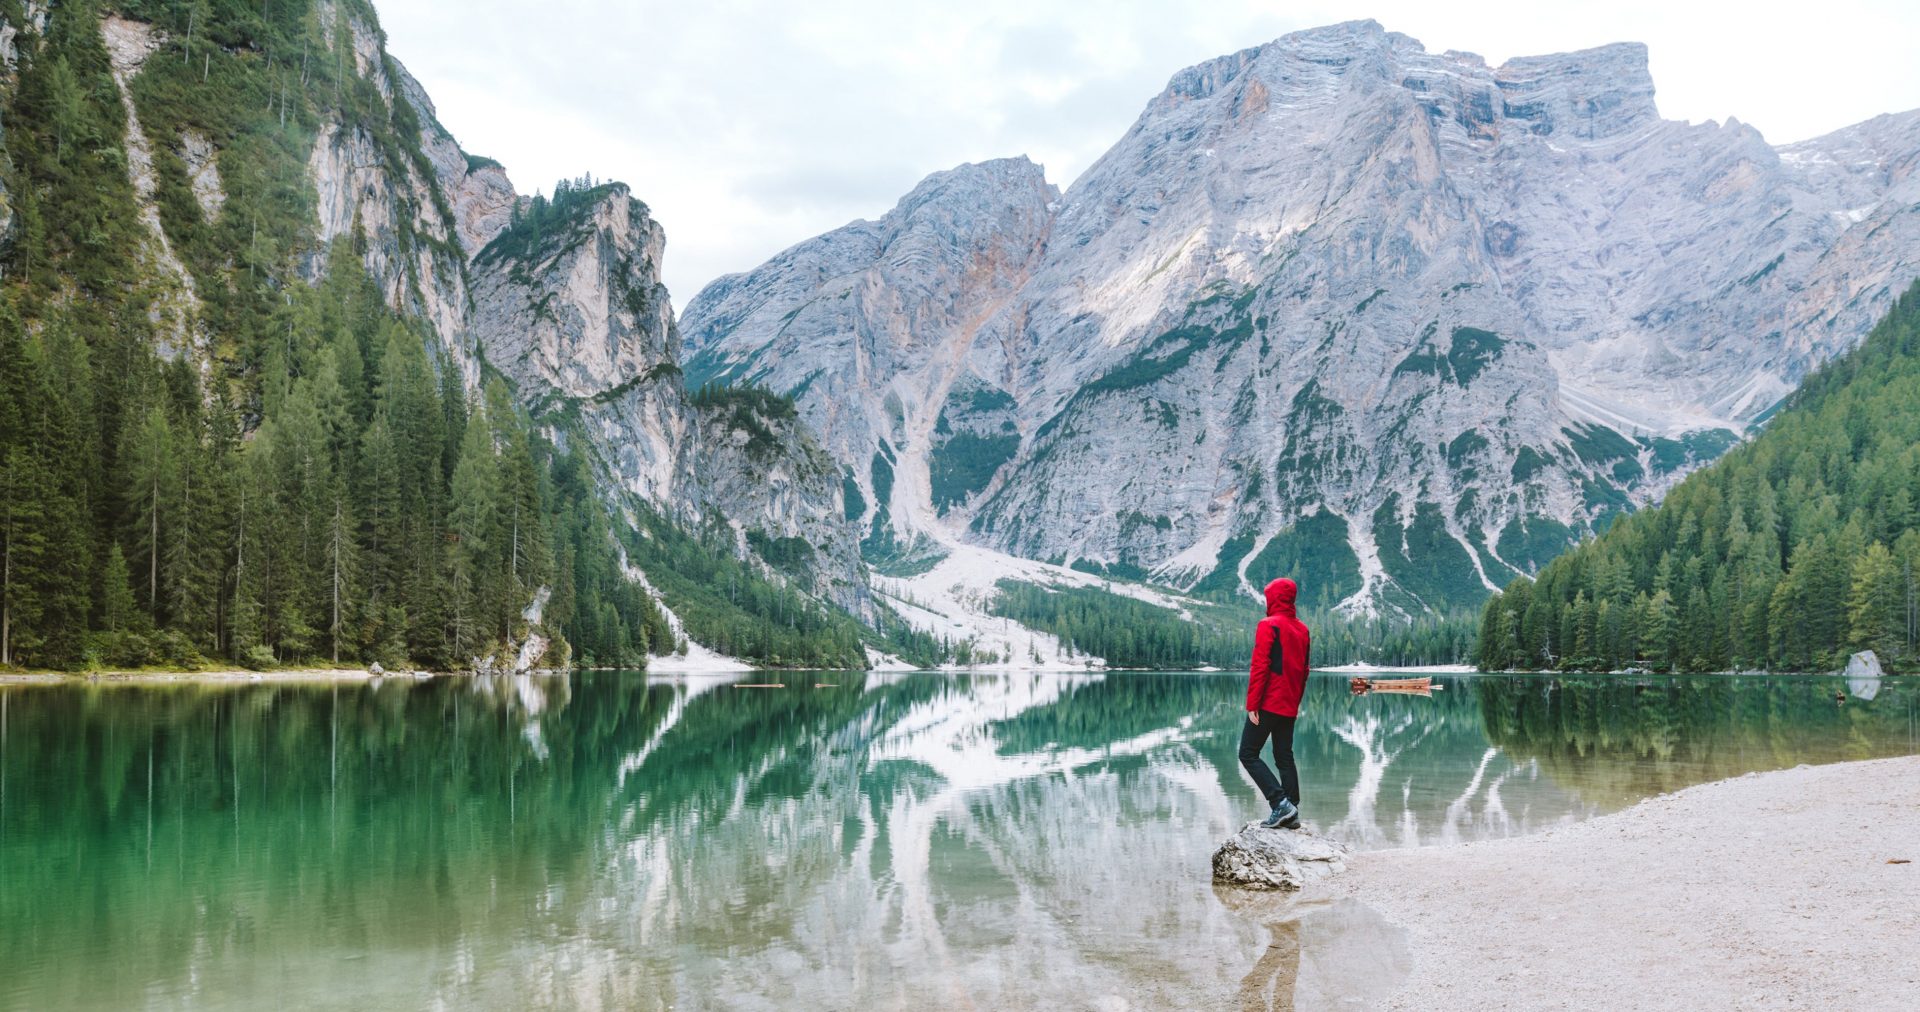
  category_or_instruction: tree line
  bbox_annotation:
[990,579,1476,669]
[1478,281,1920,673]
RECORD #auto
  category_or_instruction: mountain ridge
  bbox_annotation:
[682,20,1920,618]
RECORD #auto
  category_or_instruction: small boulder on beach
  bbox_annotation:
[1212,822,1351,890]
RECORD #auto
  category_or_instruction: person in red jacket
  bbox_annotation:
[1240,577,1310,829]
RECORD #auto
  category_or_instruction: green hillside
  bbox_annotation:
[0,1,862,671]
[1478,281,1920,673]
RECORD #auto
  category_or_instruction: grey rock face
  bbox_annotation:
[470,186,674,401]
[456,183,865,614]
[684,158,1058,560]
[682,20,1920,615]
[1212,822,1351,890]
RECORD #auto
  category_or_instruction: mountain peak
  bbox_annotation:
[1153,21,1399,108]
[1493,41,1657,140]
[896,156,1053,205]
[887,156,1059,230]
[1148,24,1658,144]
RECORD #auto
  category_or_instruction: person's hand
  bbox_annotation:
[1248,711,1260,725]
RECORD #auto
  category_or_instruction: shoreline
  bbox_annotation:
[1303,755,1920,1009]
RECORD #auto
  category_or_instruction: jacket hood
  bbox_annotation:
[1265,578,1298,618]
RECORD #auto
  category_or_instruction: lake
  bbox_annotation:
[1,671,1914,1009]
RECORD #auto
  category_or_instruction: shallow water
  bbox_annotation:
[1,671,1914,1009]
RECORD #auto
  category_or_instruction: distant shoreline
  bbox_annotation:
[1306,755,1920,1009]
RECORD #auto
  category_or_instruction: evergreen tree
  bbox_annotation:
[447,399,501,659]
[1847,542,1903,658]
[1644,589,1677,672]
[324,487,357,665]
[102,544,136,634]
[0,448,49,667]
[122,404,178,624]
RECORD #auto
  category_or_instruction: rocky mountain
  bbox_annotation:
[683,21,1920,618]
[0,0,867,672]
[301,10,867,622]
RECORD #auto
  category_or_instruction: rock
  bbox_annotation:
[1846,650,1883,700]
[1212,822,1352,890]
[179,129,225,221]
[367,662,384,677]
[513,633,548,674]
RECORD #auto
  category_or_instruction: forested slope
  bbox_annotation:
[1478,281,1920,673]
[0,0,869,671]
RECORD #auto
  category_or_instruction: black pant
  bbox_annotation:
[1238,711,1299,809]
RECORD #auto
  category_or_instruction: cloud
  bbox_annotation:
[372,0,1920,305]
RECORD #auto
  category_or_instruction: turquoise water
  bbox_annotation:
[1,671,1914,1009]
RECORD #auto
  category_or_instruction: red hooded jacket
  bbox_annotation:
[1247,578,1311,716]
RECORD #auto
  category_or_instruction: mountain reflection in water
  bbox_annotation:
[0,671,1913,1009]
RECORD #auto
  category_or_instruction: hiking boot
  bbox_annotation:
[1261,798,1299,829]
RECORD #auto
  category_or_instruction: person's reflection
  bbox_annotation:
[1235,916,1303,1010]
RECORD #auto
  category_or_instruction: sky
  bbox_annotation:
[374,0,1920,305]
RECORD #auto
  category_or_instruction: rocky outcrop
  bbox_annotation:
[390,60,518,260]
[465,183,868,613]
[179,130,224,220]
[0,2,46,76]
[471,186,674,400]
[101,15,204,368]
[682,20,1920,617]
[1212,823,1352,890]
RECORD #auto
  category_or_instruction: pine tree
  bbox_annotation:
[1644,589,1677,672]
[447,399,501,659]
[102,544,136,634]
[44,57,87,167]
[358,415,402,601]
[0,449,49,667]
[1478,593,1512,671]
[1847,542,1903,660]
[122,405,178,624]
[325,486,357,664]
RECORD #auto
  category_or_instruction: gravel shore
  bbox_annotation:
[1306,755,1920,1010]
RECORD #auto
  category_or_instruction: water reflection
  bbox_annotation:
[1225,897,1413,1012]
[0,672,1913,1009]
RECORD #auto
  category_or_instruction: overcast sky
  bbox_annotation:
[374,0,1920,305]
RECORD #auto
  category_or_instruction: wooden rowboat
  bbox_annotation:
[1348,676,1442,696]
